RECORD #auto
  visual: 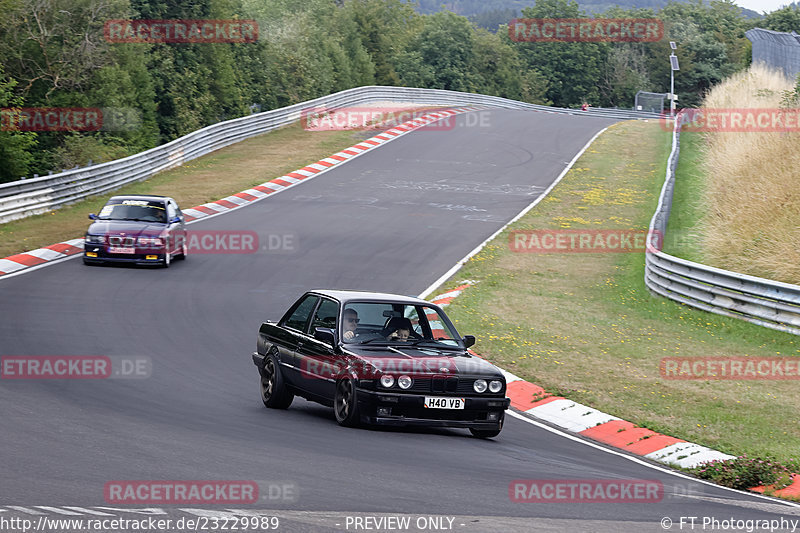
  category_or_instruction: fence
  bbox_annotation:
[746,28,800,80]
[0,86,660,224]
[644,112,800,335]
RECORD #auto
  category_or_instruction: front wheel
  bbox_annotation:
[175,236,187,260]
[334,378,361,427]
[260,352,293,409]
[469,414,504,439]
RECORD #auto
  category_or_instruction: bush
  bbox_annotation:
[693,455,795,491]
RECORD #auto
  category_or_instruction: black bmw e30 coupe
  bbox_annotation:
[252,290,510,438]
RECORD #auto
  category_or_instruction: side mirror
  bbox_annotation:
[314,327,336,345]
[463,335,476,348]
[88,213,98,220]
[170,216,181,224]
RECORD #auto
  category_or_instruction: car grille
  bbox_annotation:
[383,376,505,395]
[109,236,136,246]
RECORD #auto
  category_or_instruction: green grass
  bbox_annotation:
[663,131,707,262]
[437,120,800,465]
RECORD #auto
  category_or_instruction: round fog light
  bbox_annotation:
[473,379,488,393]
[489,380,503,393]
[397,375,412,389]
[380,375,395,388]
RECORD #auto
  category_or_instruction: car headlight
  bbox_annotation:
[489,380,503,393]
[379,374,395,388]
[473,379,488,393]
[137,237,164,247]
[85,234,104,244]
[397,375,412,389]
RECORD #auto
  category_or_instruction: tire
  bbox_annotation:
[162,251,171,268]
[469,413,504,439]
[334,378,361,427]
[260,352,293,409]
[176,237,187,260]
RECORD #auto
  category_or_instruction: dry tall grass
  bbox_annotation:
[699,63,800,283]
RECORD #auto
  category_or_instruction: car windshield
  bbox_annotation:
[341,302,461,347]
[98,201,166,222]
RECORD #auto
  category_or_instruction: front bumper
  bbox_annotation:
[84,245,166,265]
[356,388,510,428]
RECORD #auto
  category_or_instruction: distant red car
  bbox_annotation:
[83,194,187,267]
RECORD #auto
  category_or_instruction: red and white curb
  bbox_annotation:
[0,239,84,276]
[0,107,477,278]
[429,282,737,470]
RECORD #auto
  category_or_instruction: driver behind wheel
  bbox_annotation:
[342,308,360,340]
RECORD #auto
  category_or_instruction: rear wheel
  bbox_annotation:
[260,352,293,409]
[334,378,361,427]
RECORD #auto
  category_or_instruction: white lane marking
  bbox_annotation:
[62,507,116,516]
[34,506,83,515]
[506,410,800,508]
[5,506,46,515]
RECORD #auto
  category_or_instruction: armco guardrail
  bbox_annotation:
[645,113,800,335]
[0,86,659,224]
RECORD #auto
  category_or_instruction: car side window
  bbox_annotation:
[310,298,339,334]
[284,295,319,332]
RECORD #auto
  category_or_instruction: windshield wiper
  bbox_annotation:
[358,337,389,345]
[403,339,461,350]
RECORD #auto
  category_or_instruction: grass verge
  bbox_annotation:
[662,131,706,262]
[438,120,800,465]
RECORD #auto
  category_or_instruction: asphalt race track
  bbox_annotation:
[2,110,799,532]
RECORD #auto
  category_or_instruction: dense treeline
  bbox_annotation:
[0,0,796,183]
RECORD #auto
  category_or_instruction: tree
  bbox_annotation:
[755,5,800,32]
[509,0,609,106]
[0,66,37,182]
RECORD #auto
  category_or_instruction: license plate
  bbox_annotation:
[424,397,464,409]
[108,247,135,254]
